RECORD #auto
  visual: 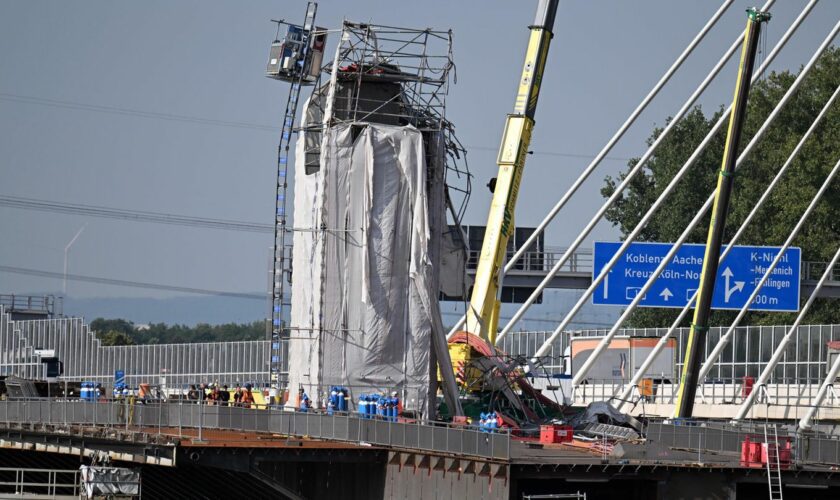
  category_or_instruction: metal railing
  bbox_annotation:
[4,398,840,468]
[467,246,593,273]
[801,261,840,282]
[0,398,511,461]
[645,419,840,467]
[571,378,840,410]
[0,467,80,498]
[0,294,58,315]
[503,324,840,384]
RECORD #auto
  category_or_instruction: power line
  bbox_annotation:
[0,93,277,132]
[0,92,632,161]
[0,194,273,233]
[0,265,265,301]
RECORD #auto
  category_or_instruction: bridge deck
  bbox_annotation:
[2,399,840,471]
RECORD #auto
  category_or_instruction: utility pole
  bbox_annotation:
[674,8,771,419]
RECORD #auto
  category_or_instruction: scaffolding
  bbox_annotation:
[300,21,470,216]
[275,20,472,395]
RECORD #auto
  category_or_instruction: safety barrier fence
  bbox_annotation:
[0,295,58,315]
[0,466,80,498]
[467,246,593,273]
[504,324,840,384]
[3,399,840,468]
[645,420,840,467]
[573,378,840,409]
[0,399,511,461]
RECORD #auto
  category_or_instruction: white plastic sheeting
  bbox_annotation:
[80,466,140,497]
[287,120,445,416]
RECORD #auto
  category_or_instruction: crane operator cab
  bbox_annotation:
[265,22,326,83]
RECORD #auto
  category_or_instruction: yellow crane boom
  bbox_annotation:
[464,0,558,344]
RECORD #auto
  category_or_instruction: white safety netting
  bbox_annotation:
[287,116,448,416]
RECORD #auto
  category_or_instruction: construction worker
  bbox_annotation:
[233,383,243,407]
[391,391,401,416]
[114,383,125,422]
[127,388,136,425]
[298,388,312,412]
[241,383,254,409]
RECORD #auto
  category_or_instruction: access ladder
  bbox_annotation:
[269,2,318,388]
[764,424,784,500]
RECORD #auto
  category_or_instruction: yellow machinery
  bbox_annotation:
[461,0,559,345]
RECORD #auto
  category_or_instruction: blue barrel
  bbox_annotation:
[487,412,498,432]
[327,388,337,415]
[368,394,378,417]
[81,382,95,402]
[337,388,348,412]
[358,394,367,418]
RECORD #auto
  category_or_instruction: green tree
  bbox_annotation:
[90,318,134,336]
[90,317,267,345]
[98,330,135,346]
[601,47,840,328]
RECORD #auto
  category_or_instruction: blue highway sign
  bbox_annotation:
[592,242,801,312]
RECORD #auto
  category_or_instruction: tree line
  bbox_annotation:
[601,47,840,327]
[90,318,266,346]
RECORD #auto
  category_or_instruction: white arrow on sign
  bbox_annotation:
[659,288,673,302]
[721,267,745,303]
[603,269,613,299]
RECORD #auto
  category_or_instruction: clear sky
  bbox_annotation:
[1,1,838,322]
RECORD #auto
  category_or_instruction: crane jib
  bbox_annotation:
[465,0,555,342]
